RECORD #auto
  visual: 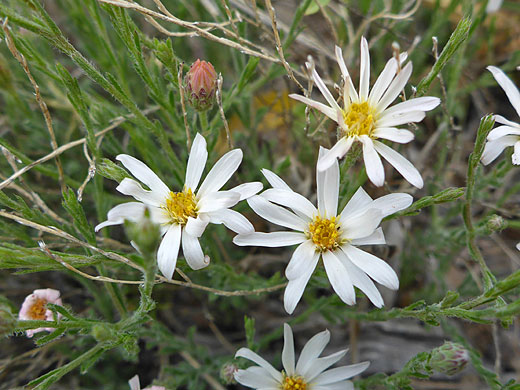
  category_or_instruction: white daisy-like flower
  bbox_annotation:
[96,133,262,279]
[234,323,369,390]
[234,148,412,314]
[289,37,440,188]
[481,66,520,166]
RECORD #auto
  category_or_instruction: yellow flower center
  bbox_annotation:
[308,215,341,251]
[343,101,376,137]
[282,375,307,390]
[164,188,198,225]
[28,298,48,320]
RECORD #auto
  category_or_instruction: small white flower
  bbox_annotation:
[96,133,262,279]
[234,148,412,314]
[486,0,503,13]
[481,66,520,166]
[290,37,440,188]
[18,288,63,338]
[234,323,369,390]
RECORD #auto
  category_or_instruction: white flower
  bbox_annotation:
[486,0,503,13]
[481,66,520,166]
[234,323,369,390]
[128,375,165,390]
[18,288,63,338]
[290,37,440,188]
[96,133,262,279]
[234,148,412,314]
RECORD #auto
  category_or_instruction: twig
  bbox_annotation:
[216,74,233,149]
[177,62,191,149]
[0,106,159,191]
[77,142,96,202]
[2,19,66,193]
[264,0,305,92]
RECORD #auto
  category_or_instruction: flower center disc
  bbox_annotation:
[308,216,340,251]
[282,375,307,390]
[165,188,198,225]
[28,298,48,320]
[343,101,376,137]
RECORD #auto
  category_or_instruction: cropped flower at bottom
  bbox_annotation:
[128,375,165,390]
[18,288,63,338]
[235,323,369,390]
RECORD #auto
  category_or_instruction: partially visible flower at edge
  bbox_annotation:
[290,37,440,188]
[96,133,262,280]
[128,375,166,390]
[486,0,503,13]
[184,59,218,111]
[18,288,63,338]
[481,66,520,166]
[234,148,412,314]
[234,323,369,390]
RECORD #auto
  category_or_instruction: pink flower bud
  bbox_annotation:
[18,288,63,338]
[429,342,470,375]
[184,59,217,111]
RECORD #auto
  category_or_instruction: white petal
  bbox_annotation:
[481,136,517,165]
[317,146,340,218]
[359,37,370,101]
[317,137,354,172]
[234,367,280,389]
[208,209,254,234]
[377,110,426,128]
[197,191,241,213]
[233,232,306,247]
[335,45,359,102]
[350,227,386,246]
[286,240,319,280]
[360,136,385,187]
[373,127,414,144]
[229,182,263,201]
[494,115,520,128]
[486,0,503,12]
[116,154,170,198]
[247,196,307,231]
[337,251,384,308]
[513,141,520,165]
[373,140,423,189]
[157,224,182,280]
[380,96,440,118]
[487,126,520,141]
[289,94,338,122]
[369,57,398,105]
[376,62,413,111]
[235,348,283,383]
[182,232,208,270]
[296,329,331,374]
[116,178,165,207]
[261,189,317,219]
[95,202,145,231]
[282,324,296,376]
[488,66,520,117]
[342,244,399,290]
[197,149,243,197]
[284,262,318,315]
[185,133,208,190]
[304,349,349,382]
[370,193,413,218]
[340,187,372,219]
[261,169,293,191]
[311,67,342,113]
[313,362,370,385]
[184,215,209,238]
[322,250,356,305]
[128,375,141,390]
[340,208,382,240]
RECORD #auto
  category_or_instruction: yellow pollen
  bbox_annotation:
[307,215,341,251]
[28,298,47,320]
[164,188,198,225]
[343,101,376,137]
[282,375,307,390]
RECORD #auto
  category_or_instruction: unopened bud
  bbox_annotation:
[486,214,506,233]
[220,362,238,385]
[184,59,217,111]
[429,342,469,375]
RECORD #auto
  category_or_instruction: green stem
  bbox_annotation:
[199,110,209,132]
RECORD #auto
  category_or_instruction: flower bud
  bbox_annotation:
[485,214,506,234]
[429,342,469,375]
[220,362,238,385]
[184,59,217,111]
